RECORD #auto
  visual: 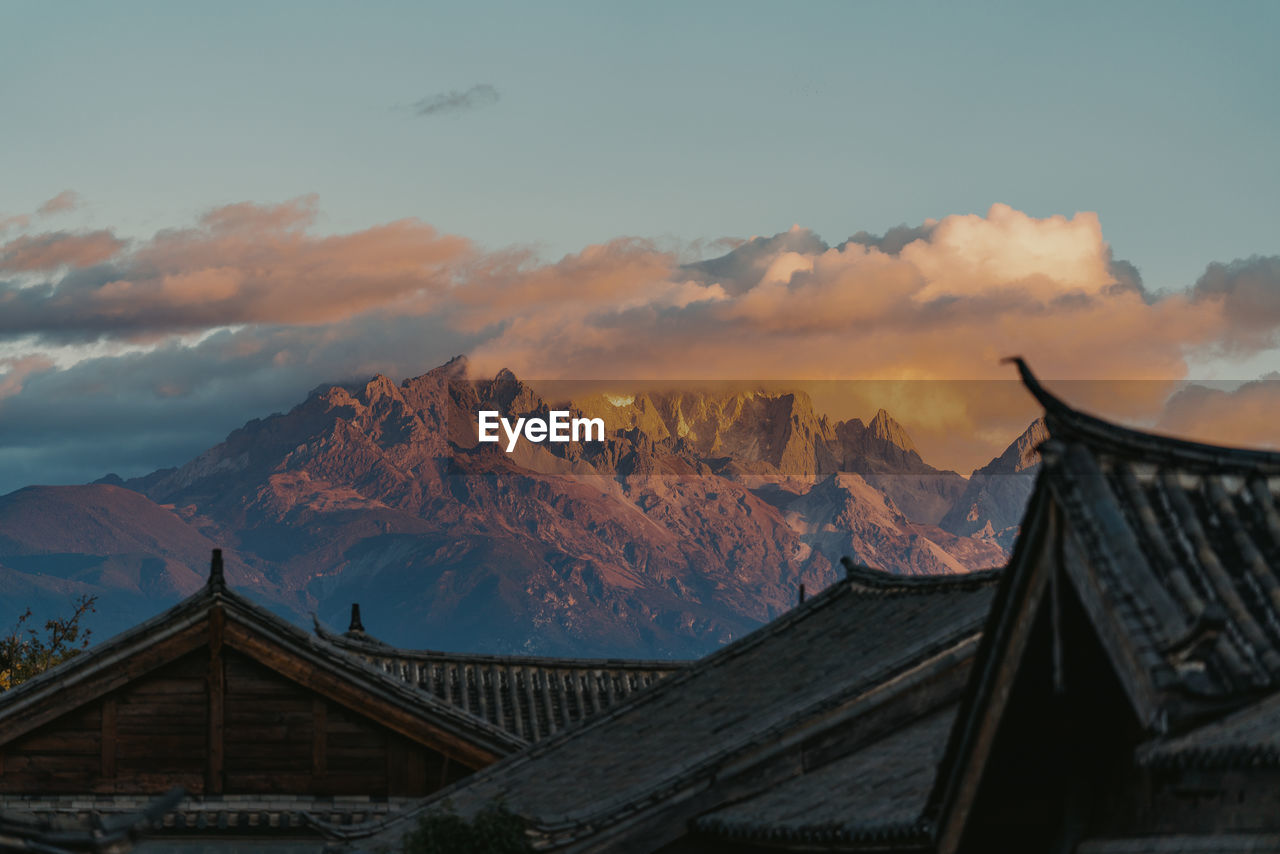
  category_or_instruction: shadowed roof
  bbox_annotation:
[1007,357,1280,710]
[355,564,999,850]
[315,614,688,743]
[695,705,956,848]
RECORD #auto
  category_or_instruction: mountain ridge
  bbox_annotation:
[1,359,1028,657]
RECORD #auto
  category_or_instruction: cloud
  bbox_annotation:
[467,205,1223,390]
[1191,255,1280,353]
[842,221,937,255]
[2,198,1280,488]
[37,191,81,216]
[1156,376,1280,452]
[410,84,500,118]
[0,197,471,342]
[0,214,30,235]
[0,314,480,493]
[1,230,125,272]
[0,191,82,239]
[0,355,54,402]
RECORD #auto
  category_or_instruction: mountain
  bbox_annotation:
[939,418,1048,550]
[0,484,289,637]
[0,359,1013,658]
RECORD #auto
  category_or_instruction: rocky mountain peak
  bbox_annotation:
[440,354,470,377]
[975,417,1048,477]
[869,408,918,453]
[360,373,400,403]
[1012,417,1049,473]
[937,417,1048,550]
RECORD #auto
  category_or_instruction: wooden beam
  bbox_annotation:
[100,696,117,780]
[206,606,225,796]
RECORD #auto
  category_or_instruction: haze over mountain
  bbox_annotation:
[939,418,1047,551]
[0,358,1034,658]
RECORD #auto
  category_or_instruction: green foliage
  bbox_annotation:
[401,802,533,854]
[0,595,97,691]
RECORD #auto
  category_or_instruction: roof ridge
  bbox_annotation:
[1008,357,1280,472]
[0,555,526,756]
[217,588,527,751]
[0,587,214,708]
[314,621,692,670]
[840,558,1003,591]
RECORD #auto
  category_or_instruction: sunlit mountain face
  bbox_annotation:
[0,358,1040,658]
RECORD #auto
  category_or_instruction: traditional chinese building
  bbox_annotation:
[0,554,682,836]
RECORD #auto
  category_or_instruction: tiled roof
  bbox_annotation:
[316,618,687,742]
[354,564,998,850]
[694,705,956,847]
[1137,689,1280,769]
[0,790,183,854]
[1,793,414,838]
[1013,358,1280,709]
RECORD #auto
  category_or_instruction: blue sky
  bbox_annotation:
[5,1,1277,292]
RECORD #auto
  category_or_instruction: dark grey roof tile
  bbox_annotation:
[694,706,955,843]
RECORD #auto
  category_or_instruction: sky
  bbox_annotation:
[1,1,1279,492]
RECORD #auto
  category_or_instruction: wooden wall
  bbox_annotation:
[0,648,474,796]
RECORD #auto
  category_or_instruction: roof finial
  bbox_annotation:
[1002,356,1069,416]
[798,584,806,604]
[348,603,365,634]
[208,548,225,591]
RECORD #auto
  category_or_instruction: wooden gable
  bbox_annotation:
[0,551,522,798]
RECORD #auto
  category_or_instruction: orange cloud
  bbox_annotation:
[0,231,125,272]
[1156,378,1280,451]
[456,204,1256,471]
[0,197,472,338]
[37,191,81,216]
[468,206,1224,391]
[3,198,1277,473]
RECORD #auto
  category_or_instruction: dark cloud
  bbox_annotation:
[683,227,828,296]
[840,222,937,255]
[1106,255,1147,300]
[410,84,500,118]
[1191,255,1280,351]
[0,315,481,495]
